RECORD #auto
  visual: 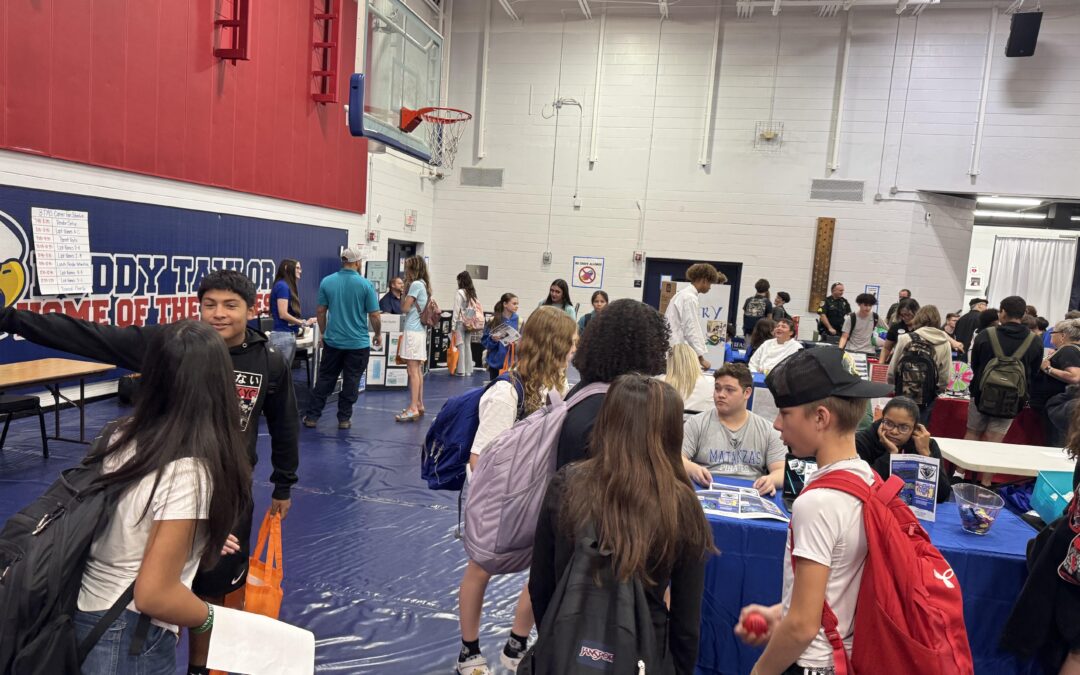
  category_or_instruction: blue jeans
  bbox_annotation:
[268,331,297,368]
[74,609,177,675]
[304,344,370,422]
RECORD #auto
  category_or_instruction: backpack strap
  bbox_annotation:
[76,582,152,661]
[1011,330,1037,360]
[565,382,610,411]
[986,327,1006,360]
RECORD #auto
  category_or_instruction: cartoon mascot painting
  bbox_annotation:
[0,211,29,310]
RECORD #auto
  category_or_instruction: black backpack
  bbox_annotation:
[897,333,939,406]
[847,312,879,335]
[518,524,662,675]
[0,422,148,674]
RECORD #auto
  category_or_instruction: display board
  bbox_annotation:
[677,281,731,367]
[808,217,836,313]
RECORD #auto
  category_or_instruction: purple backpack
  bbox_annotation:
[463,382,609,575]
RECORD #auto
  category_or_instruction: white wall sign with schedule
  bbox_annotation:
[572,256,605,289]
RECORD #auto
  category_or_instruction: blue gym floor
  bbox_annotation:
[0,369,528,674]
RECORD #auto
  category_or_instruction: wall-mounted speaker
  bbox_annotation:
[1006,12,1042,57]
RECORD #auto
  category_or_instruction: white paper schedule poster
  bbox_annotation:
[30,207,92,295]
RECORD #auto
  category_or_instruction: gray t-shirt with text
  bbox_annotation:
[682,409,787,480]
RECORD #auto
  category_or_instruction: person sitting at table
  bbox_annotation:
[1030,318,1080,446]
[878,297,920,365]
[681,363,786,496]
[379,276,405,314]
[854,396,951,503]
[1000,408,1080,674]
[746,317,775,360]
[529,375,715,675]
[657,343,715,413]
[749,318,802,375]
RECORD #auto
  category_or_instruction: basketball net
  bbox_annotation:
[400,107,472,170]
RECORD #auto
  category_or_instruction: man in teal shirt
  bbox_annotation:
[302,247,382,430]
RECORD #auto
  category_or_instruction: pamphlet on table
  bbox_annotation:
[889,454,940,522]
[698,483,789,522]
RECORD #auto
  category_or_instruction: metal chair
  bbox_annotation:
[0,395,50,458]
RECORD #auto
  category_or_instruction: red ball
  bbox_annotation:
[742,612,769,636]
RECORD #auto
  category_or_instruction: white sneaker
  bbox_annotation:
[455,654,491,675]
[499,650,523,673]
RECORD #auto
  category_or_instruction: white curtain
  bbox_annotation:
[987,236,1077,322]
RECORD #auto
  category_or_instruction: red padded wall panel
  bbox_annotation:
[1,0,365,214]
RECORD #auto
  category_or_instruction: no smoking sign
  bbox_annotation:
[572,256,604,289]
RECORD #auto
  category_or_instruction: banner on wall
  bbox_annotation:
[677,282,731,367]
[0,185,348,366]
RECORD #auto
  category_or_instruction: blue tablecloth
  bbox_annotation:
[697,480,1039,675]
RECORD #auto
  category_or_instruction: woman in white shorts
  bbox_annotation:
[396,256,432,422]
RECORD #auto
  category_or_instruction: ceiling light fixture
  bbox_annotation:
[974,210,1047,220]
[976,196,1044,207]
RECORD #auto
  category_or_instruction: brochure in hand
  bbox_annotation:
[490,324,521,346]
[698,482,790,522]
[889,454,940,522]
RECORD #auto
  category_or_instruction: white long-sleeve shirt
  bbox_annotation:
[666,285,707,357]
[749,338,804,374]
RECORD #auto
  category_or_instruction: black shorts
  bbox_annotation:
[191,499,254,598]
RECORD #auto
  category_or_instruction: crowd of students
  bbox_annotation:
[7,253,1080,675]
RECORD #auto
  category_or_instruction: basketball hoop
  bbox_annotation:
[400,107,473,170]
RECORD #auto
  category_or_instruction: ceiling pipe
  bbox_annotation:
[496,0,519,21]
[577,0,593,19]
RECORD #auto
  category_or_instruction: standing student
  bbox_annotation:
[302,247,382,430]
[749,318,803,375]
[887,305,953,425]
[452,271,482,377]
[558,299,671,468]
[396,255,431,422]
[456,307,577,675]
[0,270,299,675]
[539,279,576,321]
[878,297,920,365]
[885,289,912,326]
[666,263,725,370]
[742,278,773,336]
[966,295,1043,446]
[380,276,405,314]
[1030,319,1080,446]
[954,298,988,362]
[736,347,891,674]
[577,290,609,334]
[481,293,520,381]
[268,258,315,367]
[816,283,851,342]
[529,375,715,675]
[74,321,253,675]
[772,292,793,322]
[855,396,952,502]
[838,293,885,355]
[658,343,716,413]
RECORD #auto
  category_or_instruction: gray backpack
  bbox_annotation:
[464,382,609,575]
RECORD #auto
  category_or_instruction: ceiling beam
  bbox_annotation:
[496,0,519,21]
[772,0,782,15]
[577,0,592,19]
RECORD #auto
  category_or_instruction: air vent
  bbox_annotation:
[461,168,504,188]
[810,179,865,202]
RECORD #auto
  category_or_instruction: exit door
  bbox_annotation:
[387,240,418,280]
[641,258,743,327]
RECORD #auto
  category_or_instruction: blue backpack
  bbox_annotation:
[421,373,525,491]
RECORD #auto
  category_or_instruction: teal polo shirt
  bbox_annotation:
[317,269,380,350]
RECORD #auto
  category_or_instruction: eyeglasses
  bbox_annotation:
[881,418,912,434]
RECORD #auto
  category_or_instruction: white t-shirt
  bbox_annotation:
[666,286,707,357]
[469,379,565,459]
[748,338,804,374]
[782,457,872,669]
[78,439,211,633]
[656,373,715,413]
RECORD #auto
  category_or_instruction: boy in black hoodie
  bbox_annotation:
[0,269,299,675]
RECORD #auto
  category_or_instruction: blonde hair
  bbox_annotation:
[665,344,700,401]
[514,307,576,412]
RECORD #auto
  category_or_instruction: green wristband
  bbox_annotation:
[191,603,214,634]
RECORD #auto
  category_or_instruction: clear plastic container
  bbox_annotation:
[954,483,1005,535]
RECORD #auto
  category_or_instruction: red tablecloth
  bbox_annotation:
[928,397,1046,445]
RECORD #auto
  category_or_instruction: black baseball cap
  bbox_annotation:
[969,297,988,308]
[765,347,892,408]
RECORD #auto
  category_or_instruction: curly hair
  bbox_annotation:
[574,299,670,384]
[514,306,576,412]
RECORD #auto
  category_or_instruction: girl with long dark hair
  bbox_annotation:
[452,271,482,377]
[73,321,252,674]
[529,375,715,674]
[539,279,575,320]
[481,293,520,381]
[397,256,432,422]
[577,290,609,334]
[268,258,314,366]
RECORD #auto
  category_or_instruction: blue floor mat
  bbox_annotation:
[0,370,524,674]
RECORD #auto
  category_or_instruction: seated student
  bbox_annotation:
[747,318,776,360]
[838,293,885,355]
[681,363,786,496]
[887,305,953,425]
[878,297,920,364]
[658,343,715,413]
[772,292,793,322]
[529,375,715,675]
[749,318,803,374]
[456,307,577,675]
[75,321,252,675]
[855,397,952,503]
[557,299,670,468]
[736,348,891,674]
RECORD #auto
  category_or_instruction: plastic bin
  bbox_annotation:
[1032,470,1074,525]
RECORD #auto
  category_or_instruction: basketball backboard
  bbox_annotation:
[350,0,442,162]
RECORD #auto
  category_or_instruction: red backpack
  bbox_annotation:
[799,471,974,675]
